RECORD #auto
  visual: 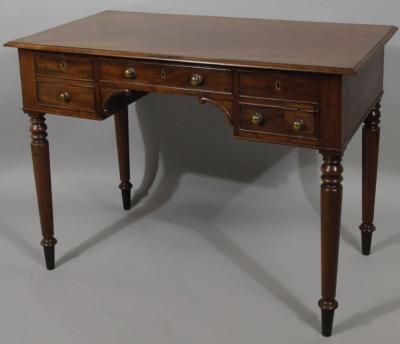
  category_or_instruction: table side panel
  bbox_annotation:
[342,47,384,146]
[18,49,37,109]
[318,74,343,150]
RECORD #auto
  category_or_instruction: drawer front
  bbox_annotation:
[99,60,232,93]
[240,102,317,138]
[35,53,94,81]
[240,70,319,102]
[37,82,96,112]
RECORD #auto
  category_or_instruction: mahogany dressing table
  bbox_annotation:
[4,11,397,336]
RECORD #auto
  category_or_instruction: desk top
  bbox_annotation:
[5,11,397,75]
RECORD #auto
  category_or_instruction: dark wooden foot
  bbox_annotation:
[120,183,132,210]
[43,245,56,270]
[29,113,57,270]
[359,101,381,256]
[319,300,338,337]
[361,229,373,255]
[114,107,132,210]
[319,150,343,337]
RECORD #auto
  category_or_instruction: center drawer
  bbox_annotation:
[98,59,232,94]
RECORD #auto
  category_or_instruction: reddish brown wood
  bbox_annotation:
[23,104,103,121]
[232,69,241,136]
[18,50,37,109]
[99,59,232,94]
[37,82,96,112]
[19,48,101,120]
[99,77,233,103]
[239,69,320,102]
[319,150,343,337]
[35,52,94,81]
[342,47,384,147]
[317,74,342,150]
[12,40,388,153]
[29,112,57,270]
[359,101,381,255]
[4,11,398,337]
[239,101,317,138]
[4,11,397,75]
[114,107,132,210]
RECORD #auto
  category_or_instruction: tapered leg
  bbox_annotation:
[318,150,343,337]
[114,107,132,210]
[29,113,57,270]
[359,101,381,255]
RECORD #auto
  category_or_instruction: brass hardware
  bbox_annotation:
[275,81,281,90]
[190,73,203,87]
[250,112,264,125]
[293,118,305,131]
[59,60,67,70]
[124,67,136,79]
[60,91,70,103]
[160,69,167,79]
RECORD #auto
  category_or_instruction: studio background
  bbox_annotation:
[0,1,399,343]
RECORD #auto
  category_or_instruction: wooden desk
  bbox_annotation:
[4,11,397,336]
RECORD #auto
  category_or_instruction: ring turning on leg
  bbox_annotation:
[359,101,381,255]
[114,107,133,210]
[29,112,57,270]
[319,150,343,337]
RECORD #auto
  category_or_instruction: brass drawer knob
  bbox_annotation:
[190,73,203,87]
[124,67,136,79]
[293,118,305,131]
[60,91,70,103]
[251,112,264,125]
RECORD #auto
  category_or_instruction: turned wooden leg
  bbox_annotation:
[359,101,381,255]
[114,107,132,210]
[318,150,343,337]
[29,113,57,270]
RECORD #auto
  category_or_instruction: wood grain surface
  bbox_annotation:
[5,11,397,74]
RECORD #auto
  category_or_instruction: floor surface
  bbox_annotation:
[0,96,399,344]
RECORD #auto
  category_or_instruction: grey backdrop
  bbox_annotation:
[0,1,399,343]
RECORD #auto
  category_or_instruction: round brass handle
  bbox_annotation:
[251,112,264,125]
[124,67,136,79]
[60,91,70,103]
[293,118,305,131]
[190,73,203,87]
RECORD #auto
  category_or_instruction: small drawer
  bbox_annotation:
[239,102,317,138]
[35,53,94,81]
[37,82,96,112]
[239,70,320,102]
[99,59,232,94]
